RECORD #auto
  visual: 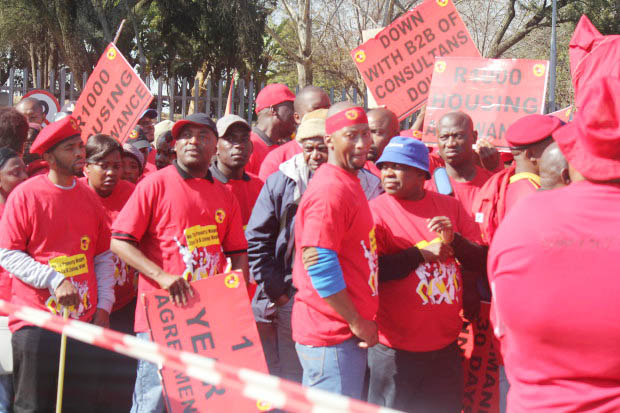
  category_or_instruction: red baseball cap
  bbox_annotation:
[30,116,81,155]
[254,84,295,114]
[505,114,564,147]
[553,76,620,181]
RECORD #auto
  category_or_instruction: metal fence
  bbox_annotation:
[1,67,418,128]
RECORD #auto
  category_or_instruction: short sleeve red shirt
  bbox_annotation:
[111,164,247,332]
[370,190,481,351]
[425,165,493,217]
[488,181,620,412]
[292,163,379,346]
[81,178,137,312]
[246,130,279,175]
[258,139,302,181]
[0,176,110,332]
[210,166,264,227]
[505,172,540,212]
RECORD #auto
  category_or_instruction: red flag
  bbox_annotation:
[569,15,620,107]
[225,70,237,115]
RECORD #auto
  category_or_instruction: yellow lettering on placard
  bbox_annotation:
[49,254,88,278]
[184,225,220,252]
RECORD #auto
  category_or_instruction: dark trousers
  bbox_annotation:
[12,325,106,413]
[368,341,463,413]
[95,299,137,413]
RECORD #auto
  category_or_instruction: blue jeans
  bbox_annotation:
[130,332,166,413]
[295,337,367,400]
[0,375,12,413]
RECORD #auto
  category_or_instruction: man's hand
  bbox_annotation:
[275,294,290,307]
[156,272,194,306]
[420,242,454,263]
[427,216,454,244]
[55,278,80,308]
[92,308,110,328]
[349,315,378,348]
[476,139,500,171]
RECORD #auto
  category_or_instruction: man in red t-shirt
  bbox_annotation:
[0,116,115,412]
[292,102,378,399]
[368,136,485,411]
[110,113,249,413]
[245,84,296,175]
[365,107,400,177]
[426,112,493,216]
[258,85,331,180]
[488,77,620,413]
[211,114,263,226]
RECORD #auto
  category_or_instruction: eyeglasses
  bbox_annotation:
[88,161,123,171]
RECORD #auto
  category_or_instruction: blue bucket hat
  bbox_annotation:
[376,136,430,179]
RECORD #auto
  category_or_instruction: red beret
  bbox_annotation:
[505,114,564,147]
[255,84,295,114]
[30,116,81,155]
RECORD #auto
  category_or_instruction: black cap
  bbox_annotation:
[171,113,217,139]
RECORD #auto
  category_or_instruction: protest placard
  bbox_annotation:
[549,106,574,123]
[422,57,549,147]
[458,302,500,413]
[351,0,480,120]
[74,43,153,143]
[144,272,269,413]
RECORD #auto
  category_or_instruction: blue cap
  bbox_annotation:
[376,136,430,179]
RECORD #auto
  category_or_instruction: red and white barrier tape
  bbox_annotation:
[0,300,401,413]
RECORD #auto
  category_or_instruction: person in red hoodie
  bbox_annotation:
[246,84,296,175]
[488,76,620,413]
[258,86,331,180]
[81,134,137,412]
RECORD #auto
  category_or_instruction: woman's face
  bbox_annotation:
[0,157,28,196]
[84,151,122,197]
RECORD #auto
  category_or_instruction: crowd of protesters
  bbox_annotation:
[0,72,617,413]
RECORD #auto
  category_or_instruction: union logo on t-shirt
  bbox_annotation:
[176,224,225,282]
[414,238,461,305]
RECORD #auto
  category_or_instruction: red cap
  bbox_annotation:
[255,84,295,114]
[553,76,620,181]
[30,116,81,155]
[505,114,564,147]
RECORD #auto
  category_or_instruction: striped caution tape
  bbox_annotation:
[0,300,401,413]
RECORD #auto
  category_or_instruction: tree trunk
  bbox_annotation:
[296,59,313,88]
[29,43,36,89]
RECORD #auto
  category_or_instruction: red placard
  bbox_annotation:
[351,0,480,120]
[549,106,574,123]
[458,302,500,413]
[74,43,153,143]
[144,272,269,413]
[423,57,549,147]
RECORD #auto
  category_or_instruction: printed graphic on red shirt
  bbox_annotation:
[175,224,225,282]
[415,257,461,306]
[45,242,93,318]
[364,227,379,296]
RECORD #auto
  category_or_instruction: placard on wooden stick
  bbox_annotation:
[351,0,480,120]
[74,43,153,143]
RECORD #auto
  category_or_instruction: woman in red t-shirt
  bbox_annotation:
[0,148,27,411]
[82,134,137,412]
